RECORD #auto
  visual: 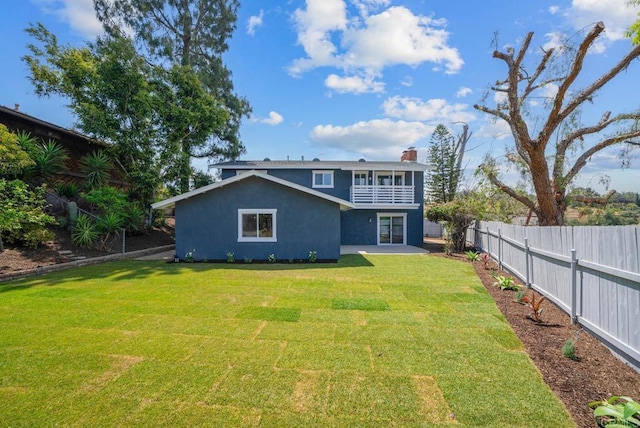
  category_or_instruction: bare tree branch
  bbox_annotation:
[565,130,640,185]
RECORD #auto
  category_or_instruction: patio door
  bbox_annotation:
[377,213,406,245]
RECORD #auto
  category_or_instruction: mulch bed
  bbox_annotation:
[439,249,640,428]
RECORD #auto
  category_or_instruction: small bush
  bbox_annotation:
[589,396,640,427]
[226,252,235,263]
[53,182,79,199]
[268,253,276,263]
[562,339,577,360]
[465,250,480,262]
[308,250,317,263]
[72,215,99,248]
[492,274,520,291]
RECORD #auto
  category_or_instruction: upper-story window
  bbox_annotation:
[354,172,368,186]
[312,170,334,188]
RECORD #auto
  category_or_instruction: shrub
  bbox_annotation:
[54,182,79,199]
[72,214,99,248]
[589,396,640,427]
[80,150,111,190]
[562,339,577,361]
[268,253,276,263]
[481,253,492,269]
[308,250,317,263]
[521,292,546,323]
[492,274,520,291]
[185,249,195,262]
[25,140,69,186]
[465,250,480,262]
[0,179,56,250]
[226,252,234,263]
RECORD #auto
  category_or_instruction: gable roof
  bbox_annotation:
[151,170,355,211]
[212,159,430,172]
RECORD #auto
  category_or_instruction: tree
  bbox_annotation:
[628,0,640,45]
[0,125,34,178]
[24,26,160,207]
[474,22,640,226]
[425,124,463,203]
[93,0,251,192]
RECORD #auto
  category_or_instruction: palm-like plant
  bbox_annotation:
[26,140,69,186]
[71,214,99,248]
[80,150,112,190]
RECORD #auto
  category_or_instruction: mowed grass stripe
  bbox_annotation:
[0,255,573,427]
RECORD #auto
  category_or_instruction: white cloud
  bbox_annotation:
[549,5,560,14]
[254,111,284,126]
[33,0,103,38]
[543,31,566,51]
[400,76,413,87]
[456,86,472,98]
[310,119,433,160]
[325,73,384,94]
[289,1,463,84]
[247,10,264,35]
[563,0,640,42]
[382,96,476,123]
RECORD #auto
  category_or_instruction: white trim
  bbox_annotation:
[354,203,420,210]
[238,209,277,242]
[312,170,334,188]
[353,171,368,186]
[376,212,407,245]
[151,170,354,210]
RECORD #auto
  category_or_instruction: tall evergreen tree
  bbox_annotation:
[93,0,251,193]
[425,124,462,204]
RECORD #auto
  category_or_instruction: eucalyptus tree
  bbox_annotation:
[474,22,640,226]
[93,0,251,192]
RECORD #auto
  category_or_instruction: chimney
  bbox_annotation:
[14,103,20,111]
[401,147,417,162]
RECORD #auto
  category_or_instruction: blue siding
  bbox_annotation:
[175,176,341,261]
[218,168,425,249]
[341,208,423,246]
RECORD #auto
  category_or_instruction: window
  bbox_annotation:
[354,172,368,186]
[238,209,277,242]
[312,170,334,188]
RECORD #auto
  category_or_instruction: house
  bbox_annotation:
[151,148,429,261]
[0,104,126,187]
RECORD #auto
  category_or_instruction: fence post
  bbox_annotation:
[122,228,126,259]
[498,228,503,270]
[570,249,577,324]
[524,237,531,288]
[486,226,491,260]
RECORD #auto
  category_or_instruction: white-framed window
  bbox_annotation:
[312,170,334,188]
[353,171,368,186]
[238,209,277,242]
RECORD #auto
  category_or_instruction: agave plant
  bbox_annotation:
[80,150,112,190]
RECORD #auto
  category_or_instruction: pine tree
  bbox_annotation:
[425,124,461,203]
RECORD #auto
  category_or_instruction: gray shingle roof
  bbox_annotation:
[211,159,429,171]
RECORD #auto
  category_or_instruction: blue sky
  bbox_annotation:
[1,0,639,193]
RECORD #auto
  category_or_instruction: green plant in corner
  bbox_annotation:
[308,250,317,263]
[268,253,276,263]
[226,251,234,263]
[185,249,195,263]
[492,274,520,291]
[589,396,640,427]
[464,250,480,262]
[514,289,526,304]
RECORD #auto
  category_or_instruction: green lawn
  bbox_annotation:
[0,255,573,427]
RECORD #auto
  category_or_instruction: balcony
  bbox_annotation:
[350,185,415,205]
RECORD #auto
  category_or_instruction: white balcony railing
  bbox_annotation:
[350,185,415,204]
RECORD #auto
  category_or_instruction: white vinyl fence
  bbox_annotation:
[467,221,640,371]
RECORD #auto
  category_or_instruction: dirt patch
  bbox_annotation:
[0,221,174,275]
[425,239,640,428]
